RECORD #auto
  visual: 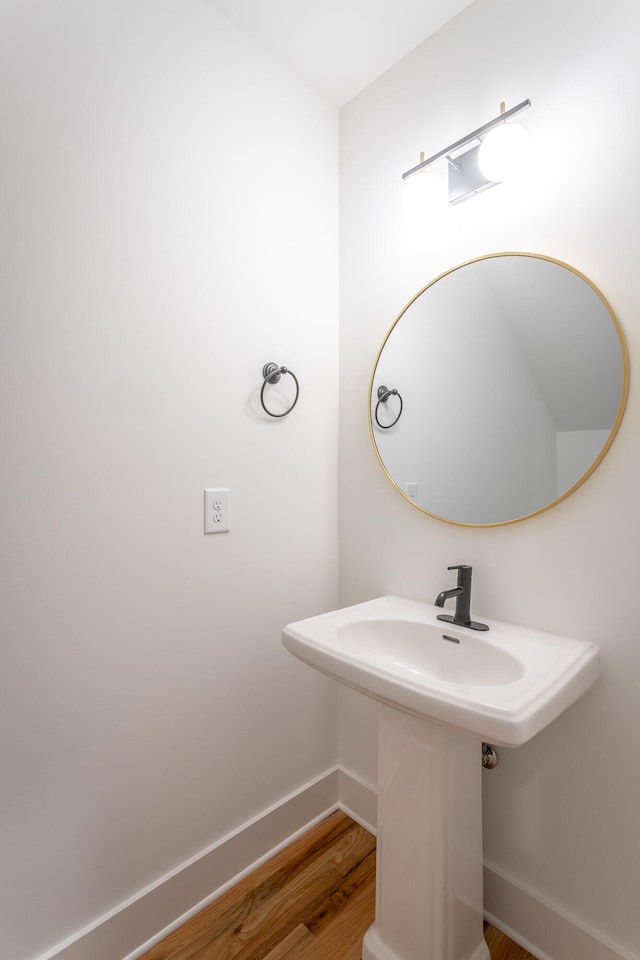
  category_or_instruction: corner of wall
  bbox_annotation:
[37,770,340,960]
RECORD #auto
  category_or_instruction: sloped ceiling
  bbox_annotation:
[206,0,476,106]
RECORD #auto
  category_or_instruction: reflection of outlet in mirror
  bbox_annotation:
[204,488,230,533]
[405,482,418,501]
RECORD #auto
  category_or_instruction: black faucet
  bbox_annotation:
[435,565,489,631]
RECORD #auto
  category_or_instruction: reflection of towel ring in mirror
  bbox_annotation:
[375,385,403,429]
[260,362,300,418]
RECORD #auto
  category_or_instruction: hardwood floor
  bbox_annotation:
[138,810,537,960]
[484,924,539,960]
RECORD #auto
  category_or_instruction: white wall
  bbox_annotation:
[339,0,640,957]
[0,3,338,959]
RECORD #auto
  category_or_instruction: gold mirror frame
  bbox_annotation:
[369,252,630,528]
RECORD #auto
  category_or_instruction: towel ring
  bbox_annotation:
[260,362,300,418]
[375,385,403,429]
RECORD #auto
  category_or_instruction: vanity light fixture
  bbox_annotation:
[402,98,531,206]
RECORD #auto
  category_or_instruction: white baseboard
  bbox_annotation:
[36,768,341,960]
[36,768,633,960]
[484,860,636,960]
[337,767,377,835]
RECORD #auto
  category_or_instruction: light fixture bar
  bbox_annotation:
[401,98,531,180]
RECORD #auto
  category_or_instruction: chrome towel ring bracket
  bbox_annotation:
[375,385,403,429]
[260,362,300,418]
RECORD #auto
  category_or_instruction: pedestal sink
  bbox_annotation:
[282,595,600,960]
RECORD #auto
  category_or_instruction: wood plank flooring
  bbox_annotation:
[138,810,538,960]
[484,923,539,960]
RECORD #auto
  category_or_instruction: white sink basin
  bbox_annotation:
[282,595,600,745]
[284,594,601,960]
[337,619,524,686]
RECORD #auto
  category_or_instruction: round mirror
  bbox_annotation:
[369,253,629,527]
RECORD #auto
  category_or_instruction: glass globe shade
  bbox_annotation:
[401,169,446,219]
[477,123,529,183]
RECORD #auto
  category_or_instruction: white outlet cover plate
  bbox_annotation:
[204,488,230,533]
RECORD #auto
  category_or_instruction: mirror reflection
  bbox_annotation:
[370,254,628,526]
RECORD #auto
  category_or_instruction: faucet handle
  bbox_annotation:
[447,564,471,571]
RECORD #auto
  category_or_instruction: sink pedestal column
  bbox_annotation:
[362,705,490,960]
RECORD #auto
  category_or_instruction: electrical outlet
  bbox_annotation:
[204,488,230,533]
[405,481,418,501]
